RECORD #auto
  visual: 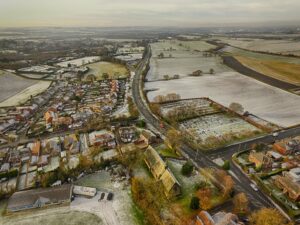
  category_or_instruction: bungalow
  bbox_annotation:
[7,184,72,213]
[195,210,243,225]
[89,130,116,149]
[275,173,300,201]
[64,134,80,154]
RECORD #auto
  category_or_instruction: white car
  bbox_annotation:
[250,183,258,191]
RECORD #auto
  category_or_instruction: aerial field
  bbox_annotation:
[218,37,300,56]
[56,56,101,67]
[221,46,300,85]
[0,81,51,107]
[0,70,51,107]
[235,55,300,85]
[0,205,103,225]
[146,72,300,127]
[147,40,230,81]
[83,61,129,80]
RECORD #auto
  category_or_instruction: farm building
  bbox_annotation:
[144,145,166,180]
[7,184,72,213]
[144,146,181,197]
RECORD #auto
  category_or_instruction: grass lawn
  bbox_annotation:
[84,61,129,80]
[156,144,181,158]
[235,55,300,85]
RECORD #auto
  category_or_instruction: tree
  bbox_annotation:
[222,160,230,170]
[163,74,170,80]
[181,161,194,176]
[190,196,200,210]
[136,119,146,128]
[173,74,180,79]
[102,73,109,79]
[249,208,293,225]
[222,175,234,197]
[209,68,215,74]
[149,103,161,116]
[165,128,182,151]
[229,102,244,114]
[233,192,249,214]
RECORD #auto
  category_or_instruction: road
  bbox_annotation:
[131,45,300,212]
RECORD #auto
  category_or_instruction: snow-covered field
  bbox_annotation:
[0,80,51,107]
[219,37,300,56]
[0,71,39,103]
[146,72,300,127]
[56,56,101,67]
[147,40,229,81]
[0,205,103,225]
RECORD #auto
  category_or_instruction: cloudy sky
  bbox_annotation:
[0,0,299,27]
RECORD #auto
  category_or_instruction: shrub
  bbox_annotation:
[222,160,230,170]
[190,196,200,210]
[181,161,194,176]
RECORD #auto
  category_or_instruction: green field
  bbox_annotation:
[84,61,129,81]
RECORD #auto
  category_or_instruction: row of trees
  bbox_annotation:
[153,93,181,103]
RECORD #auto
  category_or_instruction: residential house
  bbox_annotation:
[64,134,80,154]
[7,184,72,213]
[275,173,300,201]
[248,150,272,169]
[196,210,244,225]
[273,139,300,155]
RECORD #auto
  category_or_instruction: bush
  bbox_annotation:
[222,160,230,170]
[181,161,194,176]
[190,196,200,210]
[136,120,146,128]
[0,169,18,179]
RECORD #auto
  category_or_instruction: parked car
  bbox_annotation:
[250,183,258,191]
[107,192,114,201]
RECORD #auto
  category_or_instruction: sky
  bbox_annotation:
[0,0,299,27]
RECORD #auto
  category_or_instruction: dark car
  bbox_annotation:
[107,192,114,201]
[98,192,105,201]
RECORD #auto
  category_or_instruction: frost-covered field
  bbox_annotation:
[219,37,300,56]
[0,206,103,225]
[0,71,38,102]
[0,81,51,107]
[56,56,101,67]
[146,72,300,127]
[147,40,230,81]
